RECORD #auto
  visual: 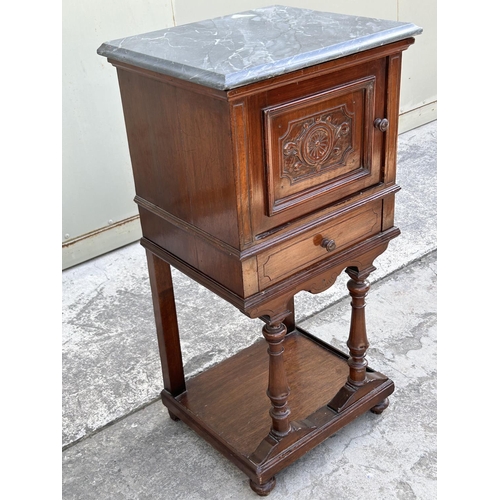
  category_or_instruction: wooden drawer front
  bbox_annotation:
[264,77,377,217]
[257,201,382,288]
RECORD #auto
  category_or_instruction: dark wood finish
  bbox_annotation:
[263,75,376,216]
[282,297,295,334]
[161,329,393,490]
[145,251,186,421]
[345,266,373,385]
[249,477,276,497]
[261,318,292,438]
[107,36,414,494]
[328,265,390,412]
[141,227,398,320]
[256,200,382,289]
[111,39,414,302]
[370,398,390,414]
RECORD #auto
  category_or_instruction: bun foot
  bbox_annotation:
[249,477,276,496]
[168,410,180,421]
[370,398,389,414]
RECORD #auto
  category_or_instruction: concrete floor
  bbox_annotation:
[62,121,437,498]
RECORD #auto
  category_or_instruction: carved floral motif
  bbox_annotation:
[281,106,353,183]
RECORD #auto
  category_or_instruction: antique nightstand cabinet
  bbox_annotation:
[98,6,422,495]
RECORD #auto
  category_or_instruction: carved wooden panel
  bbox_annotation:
[264,77,377,216]
[282,105,353,184]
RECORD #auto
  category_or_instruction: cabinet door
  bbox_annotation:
[264,75,376,216]
[246,56,388,239]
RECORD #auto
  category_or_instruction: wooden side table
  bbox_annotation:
[98,6,422,495]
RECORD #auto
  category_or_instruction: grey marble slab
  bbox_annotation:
[97,5,422,90]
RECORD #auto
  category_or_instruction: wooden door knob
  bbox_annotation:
[321,238,336,252]
[374,118,389,132]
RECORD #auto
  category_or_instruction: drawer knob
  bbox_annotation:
[321,238,336,252]
[374,118,389,132]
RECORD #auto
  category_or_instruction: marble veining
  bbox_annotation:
[97,5,422,90]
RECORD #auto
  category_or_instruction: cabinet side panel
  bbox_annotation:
[117,68,190,223]
[116,68,240,248]
[384,53,403,186]
[380,54,403,231]
[139,208,246,296]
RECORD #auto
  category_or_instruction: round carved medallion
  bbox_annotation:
[302,125,334,165]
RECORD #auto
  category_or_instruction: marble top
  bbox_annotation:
[97,5,422,90]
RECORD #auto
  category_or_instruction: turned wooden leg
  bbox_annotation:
[329,266,389,413]
[262,318,291,439]
[249,309,316,467]
[345,266,372,386]
[249,477,276,496]
[146,250,186,420]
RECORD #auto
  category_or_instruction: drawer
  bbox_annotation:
[257,200,382,289]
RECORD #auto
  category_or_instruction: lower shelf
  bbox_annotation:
[161,327,394,489]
